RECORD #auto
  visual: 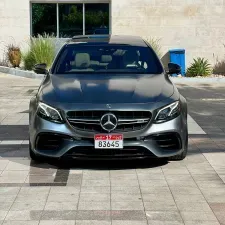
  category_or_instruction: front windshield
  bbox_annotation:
[53,44,163,74]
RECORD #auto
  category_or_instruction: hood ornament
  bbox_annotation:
[106,104,111,109]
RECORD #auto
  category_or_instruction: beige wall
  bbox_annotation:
[0,0,225,67]
[0,0,30,58]
[111,0,225,66]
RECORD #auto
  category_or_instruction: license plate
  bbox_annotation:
[94,134,123,149]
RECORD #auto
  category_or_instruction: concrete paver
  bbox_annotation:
[0,73,225,224]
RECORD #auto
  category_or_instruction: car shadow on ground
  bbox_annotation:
[30,158,168,170]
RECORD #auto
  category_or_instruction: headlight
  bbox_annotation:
[37,102,63,123]
[154,101,180,123]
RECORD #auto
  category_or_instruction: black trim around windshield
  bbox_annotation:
[51,44,164,75]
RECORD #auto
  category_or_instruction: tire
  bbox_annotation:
[168,134,188,161]
[29,141,43,162]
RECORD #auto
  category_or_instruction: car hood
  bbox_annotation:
[41,73,174,104]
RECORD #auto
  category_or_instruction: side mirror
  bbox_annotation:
[33,63,48,74]
[167,63,181,75]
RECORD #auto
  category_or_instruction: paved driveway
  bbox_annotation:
[0,73,224,225]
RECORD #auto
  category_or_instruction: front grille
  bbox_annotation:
[64,146,156,158]
[67,111,151,133]
[150,133,182,151]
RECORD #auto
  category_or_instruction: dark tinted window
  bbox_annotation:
[59,4,83,37]
[53,45,163,74]
[85,4,109,35]
[31,3,110,37]
[32,4,57,36]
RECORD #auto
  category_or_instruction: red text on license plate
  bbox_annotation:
[95,134,123,140]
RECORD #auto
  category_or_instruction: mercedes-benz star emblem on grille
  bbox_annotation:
[100,113,118,132]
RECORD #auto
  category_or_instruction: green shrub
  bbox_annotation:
[22,51,36,71]
[144,37,162,58]
[186,57,212,77]
[22,34,55,70]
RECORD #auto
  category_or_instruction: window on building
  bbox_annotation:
[59,4,83,38]
[32,3,57,36]
[85,4,109,35]
[31,3,110,37]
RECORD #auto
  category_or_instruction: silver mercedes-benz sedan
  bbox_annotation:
[29,35,188,161]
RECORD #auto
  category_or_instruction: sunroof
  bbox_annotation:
[88,35,109,39]
[72,35,109,40]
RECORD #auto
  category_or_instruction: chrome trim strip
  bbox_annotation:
[68,118,100,122]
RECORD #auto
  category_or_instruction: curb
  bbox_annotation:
[171,77,225,84]
[0,66,45,80]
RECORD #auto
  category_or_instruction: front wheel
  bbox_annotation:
[29,141,43,162]
[168,134,188,161]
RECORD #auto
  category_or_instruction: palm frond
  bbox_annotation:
[186,57,212,77]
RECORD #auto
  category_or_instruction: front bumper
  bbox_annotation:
[29,114,187,159]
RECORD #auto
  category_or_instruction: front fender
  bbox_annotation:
[29,97,38,127]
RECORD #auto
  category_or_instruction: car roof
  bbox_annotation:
[66,35,147,47]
